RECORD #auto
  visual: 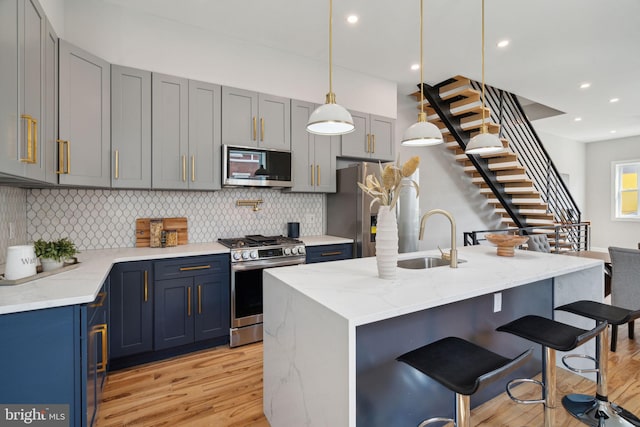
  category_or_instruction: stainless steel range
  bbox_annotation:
[218,235,306,347]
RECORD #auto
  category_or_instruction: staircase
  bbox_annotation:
[414,75,583,251]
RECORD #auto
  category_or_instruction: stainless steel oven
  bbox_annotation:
[219,235,306,347]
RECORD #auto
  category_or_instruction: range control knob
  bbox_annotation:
[242,251,250,260]
[284,247,292,255]
[297,246,306,255]
[250,250,258,259]
[232,252,241,261]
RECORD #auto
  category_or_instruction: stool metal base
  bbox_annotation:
[563,394,640,427]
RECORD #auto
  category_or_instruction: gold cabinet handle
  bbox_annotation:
[321,251,343,256]
[191,155,195,182]
[187,286,192,317]
[372,134,376,153]
[144,270,148,302]
[114,150,119,179]
[93,324,108,373]
[198,285,202,314]
[252,116,257,141]
[90,292,107,308]
[366,134,371,153]
[179,265,211,271]
[260,117,265,141]
[317,165,321,186]
[182,155,186,182]
[55,140,70,174]
[20,115,37,163]
[310,165,314,186]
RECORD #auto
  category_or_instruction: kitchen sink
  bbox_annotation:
[397,256,466,269]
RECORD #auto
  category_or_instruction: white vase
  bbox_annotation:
[40,258,64,272]
[375,205,398,280]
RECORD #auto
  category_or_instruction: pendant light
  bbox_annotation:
[306,0,355,135]
[401,0,443,146]
[465,0,503,155]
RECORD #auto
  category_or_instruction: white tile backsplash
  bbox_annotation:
[27,188,324,250]
[0,186,28,264]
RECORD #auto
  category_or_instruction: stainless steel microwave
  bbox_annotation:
[222,145,292,188]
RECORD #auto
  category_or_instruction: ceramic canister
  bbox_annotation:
[4,245,38,280]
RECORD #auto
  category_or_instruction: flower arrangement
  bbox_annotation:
[357,156,420,209]
[34,238,78,262]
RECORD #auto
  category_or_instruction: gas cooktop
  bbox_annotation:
[218,235,303,249]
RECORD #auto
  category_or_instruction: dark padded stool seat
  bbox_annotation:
[557,300,640,352]
[497,315,606,427]
[497,314,605,352]
[397,337,532,427]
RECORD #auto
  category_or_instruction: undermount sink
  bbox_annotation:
[397,256,467,269]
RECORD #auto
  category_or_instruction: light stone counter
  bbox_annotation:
[263,245,604,427]
[299,235,353,246]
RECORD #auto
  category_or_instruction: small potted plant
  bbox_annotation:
[34,238,79,272]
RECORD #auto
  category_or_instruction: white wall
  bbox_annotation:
[536,130,586,214]
[60,0,397,118]
[395,92,502,251]
[586,135,640,250]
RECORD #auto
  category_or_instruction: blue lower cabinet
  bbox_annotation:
[109,261,153,358]
[306,243,354,264]
[0,279,109,427]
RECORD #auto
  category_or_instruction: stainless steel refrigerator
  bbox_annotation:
[327,162,420,258]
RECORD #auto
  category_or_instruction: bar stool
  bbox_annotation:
[396,336,532,427]
[556,300,640,426]
[497,315,606,427]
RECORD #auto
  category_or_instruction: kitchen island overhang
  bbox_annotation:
[263,245,604,427]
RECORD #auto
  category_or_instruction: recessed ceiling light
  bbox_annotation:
[347,15,358,24]
[574,117,582,122]
[410,64,420,71]
[610,130,617,134]
[610,97,620,103]
[580,82,591,89]
[497,40,509,48]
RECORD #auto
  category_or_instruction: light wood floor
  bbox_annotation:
[96,328,640,426]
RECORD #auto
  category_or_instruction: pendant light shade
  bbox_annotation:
[401,0,442,147]
[465,0,503,155]
[306,0,354,136]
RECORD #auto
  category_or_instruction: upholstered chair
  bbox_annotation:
[527,234,551,253]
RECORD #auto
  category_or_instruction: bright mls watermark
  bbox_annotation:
[0,405,69,426]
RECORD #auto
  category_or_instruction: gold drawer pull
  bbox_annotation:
[20,114,37,163]
[321,251,343,256]
[187,287,192,316]
[310,165,314,186]
[198,285,202,314]
[179,265,211,271]
[114,149,119,179]
[260,117,265,141]
[191,155,195,182]
[253,116,257,141]
[93,324,108,373]
[90,292,107,307]
[144,270,148,302]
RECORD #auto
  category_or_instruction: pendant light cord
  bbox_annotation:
[420,0,424,115]
[481,0,487,130]
[329,0,333,96]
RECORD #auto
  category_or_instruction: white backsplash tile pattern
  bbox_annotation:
[27,188,324,250]
[0,186,28,264]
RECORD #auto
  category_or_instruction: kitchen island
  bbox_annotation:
[263,245,603,427]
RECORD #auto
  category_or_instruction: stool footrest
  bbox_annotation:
[561,353,599,374]
[418,417,454,427]
[506,378,545,405]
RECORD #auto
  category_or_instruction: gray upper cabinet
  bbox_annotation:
[188,80,222,191]
[152,74,222,190]
[0,0,56,182]
[222,87,290,150]
[42,18,58,184]
[59,40,111,187]
[111,65,151,189]
[152,73,189,190]
[289,100,338,193]
[340,110,395,162]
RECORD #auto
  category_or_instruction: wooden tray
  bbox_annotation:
[135,217,188,247]
[0,260,81,286]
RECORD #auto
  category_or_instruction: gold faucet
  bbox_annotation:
[419,209,458,268]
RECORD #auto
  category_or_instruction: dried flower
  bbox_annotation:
[357,156,420,209]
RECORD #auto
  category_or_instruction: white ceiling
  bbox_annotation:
[102,0,640,143]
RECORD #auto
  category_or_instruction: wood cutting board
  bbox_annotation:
[136,217,188,247]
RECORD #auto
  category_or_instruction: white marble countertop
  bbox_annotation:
[0,235,352,315]
[265,245,603,326]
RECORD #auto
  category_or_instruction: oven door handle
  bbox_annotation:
[231,257,305,271]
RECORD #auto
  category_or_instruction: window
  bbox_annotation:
[613,161,640,220]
